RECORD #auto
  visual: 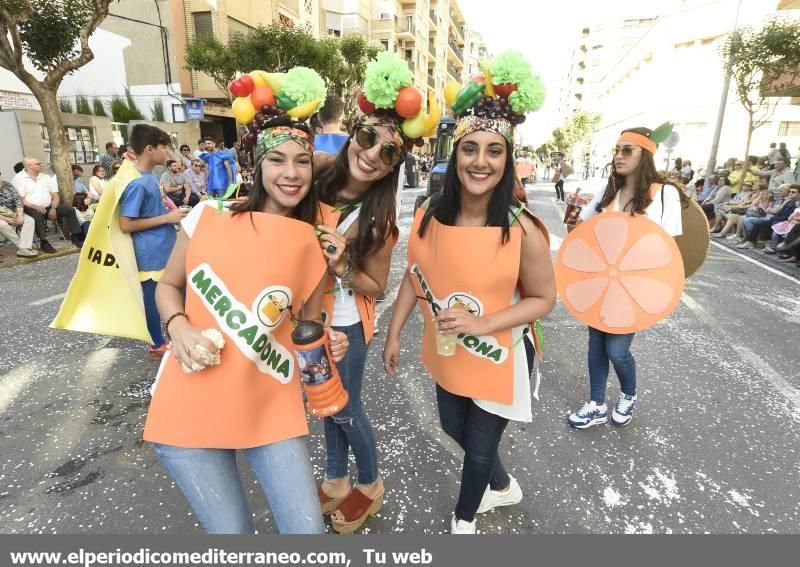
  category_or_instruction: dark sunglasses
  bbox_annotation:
[355,126,404,167]
[613,146,636,157]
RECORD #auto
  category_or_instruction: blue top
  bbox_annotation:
[119,171,177,272]
[200,150,234,191]
[314,133,348,156]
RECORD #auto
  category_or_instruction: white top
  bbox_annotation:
[180,200,227,237]
[331,208,361,327]
[88,176,106,201]
[579,183,683,236]
[12,171,56,208]
[473,290,534,422]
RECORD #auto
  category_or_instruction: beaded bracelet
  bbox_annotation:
[163,312,187,342]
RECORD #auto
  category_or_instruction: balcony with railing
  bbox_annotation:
[428,75,435,89]
[447,37,464,65]
[428,40,436,56]
[397,18,415,40]
[447,62,460,81]
[406,58,415,73]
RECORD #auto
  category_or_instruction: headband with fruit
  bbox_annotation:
[446,51,545,146]
[230,67,326,161]
[355,52,441,149]
[619,122,674,155]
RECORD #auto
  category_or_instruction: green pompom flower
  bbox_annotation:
[509,75,545,114]
[363,52,413,109]
[491,50,533,87]
[281,67,326,107]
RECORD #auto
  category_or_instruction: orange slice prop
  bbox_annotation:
[555,212,685,334]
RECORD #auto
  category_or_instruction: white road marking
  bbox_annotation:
[681,292,800,410]
[28,292,66,306]
[710,241,799,285]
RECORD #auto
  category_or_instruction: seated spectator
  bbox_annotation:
[729,159,755,194]
[88,164,107,203]
[737,184,796,249]
[12,157,82,252]
[752,157,795,192]
[701,176,732,220]
[183,159,207,201]
[178,144,194,170]
[697,174,718,201]
[710,180,761,237]
[776,223,800,264]
[681,176,697,200]
[160,159,197,208]
[72,192,93,243]
[764,185,800,254]
[72,165,87,194]
[0,171,37,258]
[13,161,23,174]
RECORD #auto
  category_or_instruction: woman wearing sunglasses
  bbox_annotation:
[144,68,350,534]
[313,52,420,534]
[383,51,554,534]
[567,126,683,430]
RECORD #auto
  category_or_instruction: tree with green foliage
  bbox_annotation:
[545,111,601,156]
[151,98,165,122]
[75,94,92,115]
[91,96,106,117]
[0,0,117,201]
[721,18,800,160]
[185,24,382,124]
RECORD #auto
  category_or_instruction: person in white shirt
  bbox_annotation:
[569,126,682,431]
[87,164,107,203]
[12,157,83,252]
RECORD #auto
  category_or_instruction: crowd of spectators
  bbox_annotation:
[0,136,255,262]
[683,141,800,268]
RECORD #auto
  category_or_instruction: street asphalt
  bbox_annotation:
[0,179,798,534]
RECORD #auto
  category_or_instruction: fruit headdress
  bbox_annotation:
[448,50,545,146]
[355,51,441,150]
[231,67,327,162]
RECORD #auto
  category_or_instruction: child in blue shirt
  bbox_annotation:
[199,137,233,199]
[119,125,188,359]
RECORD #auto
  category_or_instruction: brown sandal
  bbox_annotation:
[331,485,385,534]
[318,484,350,515]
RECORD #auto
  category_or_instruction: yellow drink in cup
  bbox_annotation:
[435,329,457,356]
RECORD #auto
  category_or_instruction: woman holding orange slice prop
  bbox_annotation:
[560,125,684,430]
[384,51,553,535]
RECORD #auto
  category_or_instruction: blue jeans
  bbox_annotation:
[323,322,379,485]
[588,327,636,404]
[141,279,165,348]
[206,188,225,199]
[152,437,324,534]
[436,385,510,523]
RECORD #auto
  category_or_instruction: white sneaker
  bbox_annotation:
[15,248,38,258]
[737,241,754,249]
[450,515,476,534]
[476,475,523,514]
[611,393,637,426]
[568,401,608,429]
[725,234,740,240]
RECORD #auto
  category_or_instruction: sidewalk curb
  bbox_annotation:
[0,246,80,269]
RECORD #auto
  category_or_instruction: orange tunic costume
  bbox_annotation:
[407,207,548,406]
[143,206,326,448]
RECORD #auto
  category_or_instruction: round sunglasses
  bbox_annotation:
[355,126,404,167]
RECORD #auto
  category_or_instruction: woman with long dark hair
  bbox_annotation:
[383,51,554,534]
[144,69,349,534]
[567,126,683,430]
[313,52,417,534]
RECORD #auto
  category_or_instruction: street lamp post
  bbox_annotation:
[705,0,744,175]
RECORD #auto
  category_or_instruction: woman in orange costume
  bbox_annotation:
[313,51,429,534]
[143,69,349,534]
[383,51,555,534]
[567,127,683,430]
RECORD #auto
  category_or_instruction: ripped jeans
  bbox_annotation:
[323,322,379,485]
[151,437,324,534]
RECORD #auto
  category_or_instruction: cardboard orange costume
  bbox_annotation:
[143,206,326,449]
[407,207,549,405]
[555,184,685,335]
[317,202,398,344]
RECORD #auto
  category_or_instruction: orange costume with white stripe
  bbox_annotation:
[143,206,326,448]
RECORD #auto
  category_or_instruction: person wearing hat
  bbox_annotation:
[567,125,683,431]
[143,67,350,534]
[383,51,555,534]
